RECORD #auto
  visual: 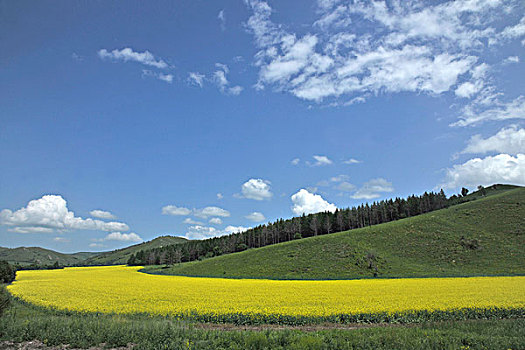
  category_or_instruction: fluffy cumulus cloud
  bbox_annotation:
[291,189,337,215]
[241,179,273,200]
[309,155,333,166]
[98,48,168,69]
[461,125,525,155]
[89,210,116,220]
[102,232,143,243]
[0,195,130,234]
[185,224,248,240]
[245,212,266,222]
[185,225,219,240]
[441,153,525,189]
[193,206,230,219]
[209,217,223,225]
[502,56,519,64]
[455,81,483,98]
[183,218,204,225]
[224,225,249,234]
[351,178,394,199]
[162,205,192,216]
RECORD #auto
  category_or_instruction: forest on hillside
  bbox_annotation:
[128,189,453,266]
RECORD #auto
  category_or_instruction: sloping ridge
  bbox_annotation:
[0,246,91,266]
[85,235,188,265]
[149,188,525,279]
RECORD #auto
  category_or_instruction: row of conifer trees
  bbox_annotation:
[128,190,450,266]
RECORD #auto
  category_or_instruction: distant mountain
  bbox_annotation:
[84,235,188,265]
[0,246,94,266]
[0,235,187,267]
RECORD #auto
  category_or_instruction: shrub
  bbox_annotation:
[0,286,10,316]
[0,260,16,283]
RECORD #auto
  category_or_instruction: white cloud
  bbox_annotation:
[184,224,248,240]
[218,9,226,31]
[503,56,520,64]
[216,193,224,200]
[351,178,394,200]
[185,225,218,240]
[244,0,497,103]
[142,70,173,83]
[209,217,223,225]
[157,73,173,83]
[0,195,130,234]
[163,205,230,219]
[224,225,249,234]
[455,81,483,98]
[98,48,168,69]
[310,155,333,166]
[441,153,525,189]
[241,178,273,200]
[291,189,337,215]
[162,205,192,216]
[245,212,266,222]
[103,232,143,243]
[53,237,70,243]
[471,63,490,80]
[228,85,244,95]
[213,63,243,95]
[491,16,525,44]
[89,210,116,220]
[452,95,525,127]
[291,158,301,165]
[343,158,361,164]
[188,72,205,87]
[193,206,231,219]
[336,181,356,192]
[461,125,525,155]
[183,218,204,225]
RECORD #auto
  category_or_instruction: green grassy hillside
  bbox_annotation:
[146,188,525,279]
[0,247,90,266]
[85,235,187,265]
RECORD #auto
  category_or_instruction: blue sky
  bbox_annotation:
[1,0,524,253]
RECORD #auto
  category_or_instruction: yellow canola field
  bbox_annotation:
[7,266,525,317]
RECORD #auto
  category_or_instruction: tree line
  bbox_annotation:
[128,190,451,266]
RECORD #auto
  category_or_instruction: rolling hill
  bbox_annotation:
[145,187,525,279]
[84,235,187,265]
[1,236,187,267]
[0,247,96,266]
